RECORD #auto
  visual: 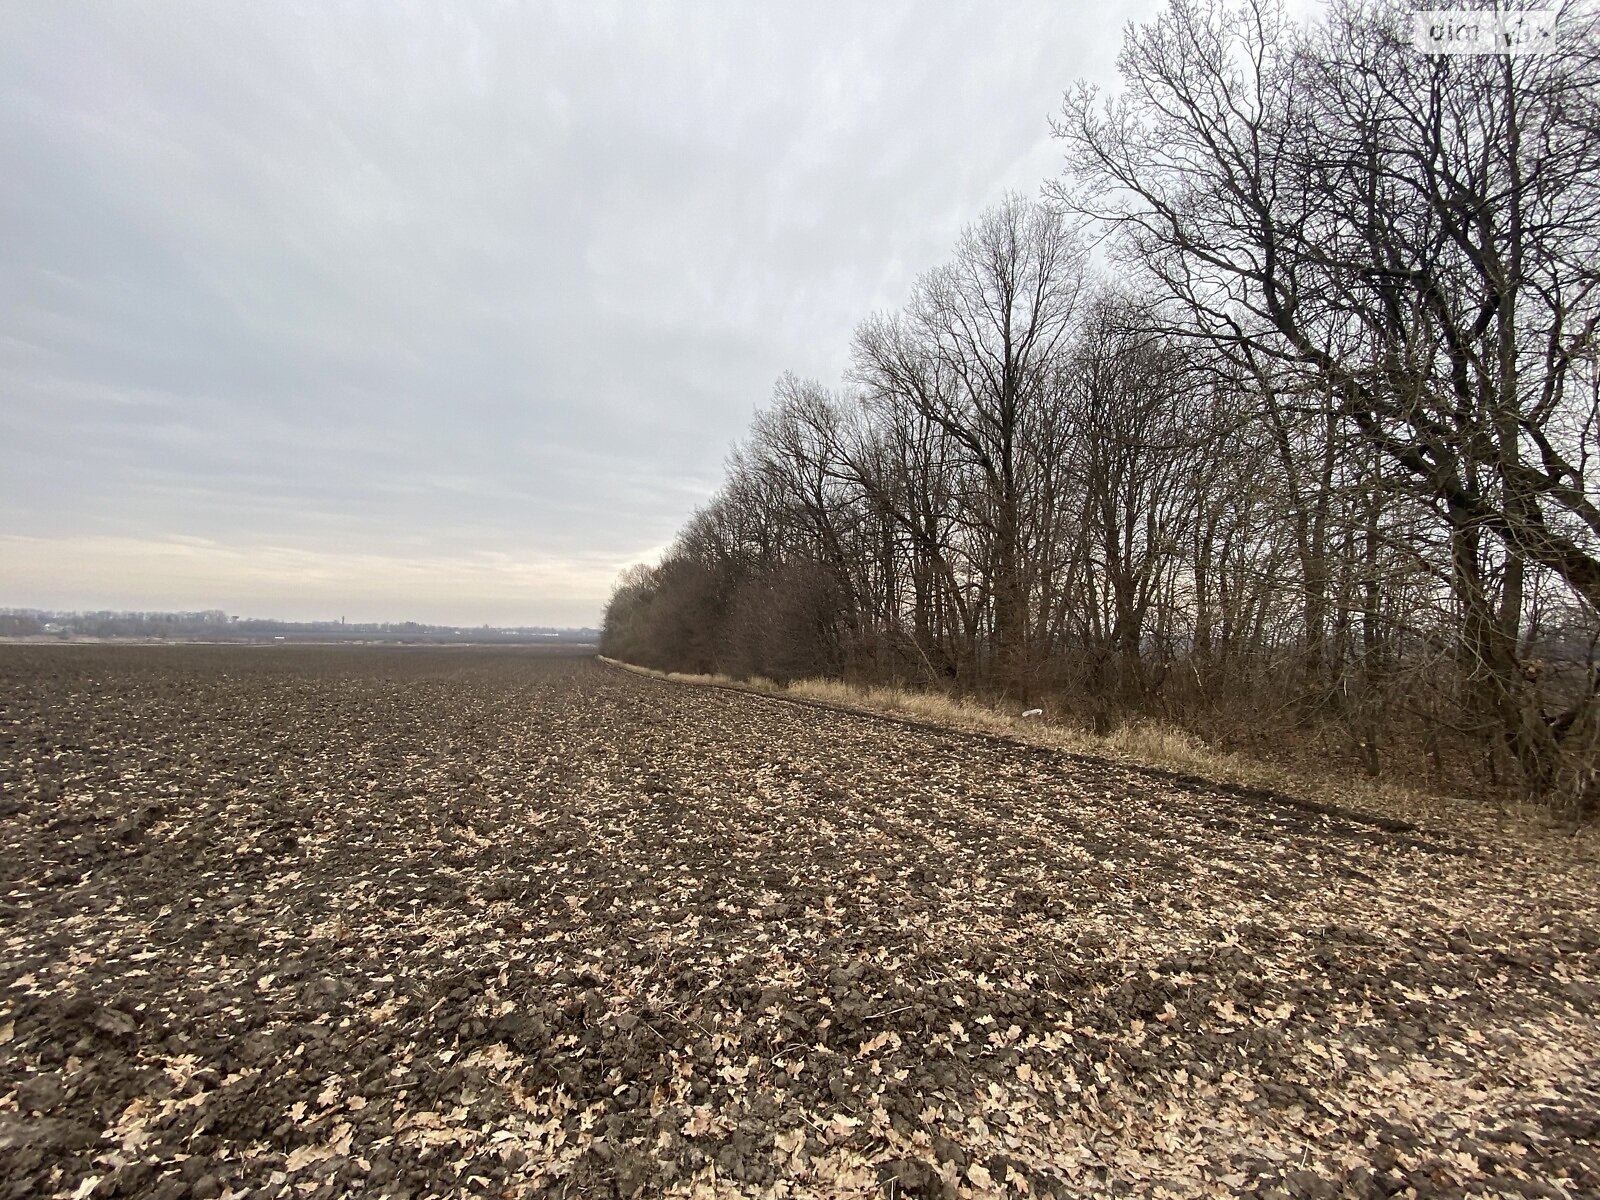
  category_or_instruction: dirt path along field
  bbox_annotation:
[2,645,1598,1199]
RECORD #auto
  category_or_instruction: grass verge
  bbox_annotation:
[598,656,1592,846]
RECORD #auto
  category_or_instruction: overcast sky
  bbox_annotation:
[1,0,1168,627]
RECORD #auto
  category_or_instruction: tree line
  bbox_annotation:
[604,0,1600,810]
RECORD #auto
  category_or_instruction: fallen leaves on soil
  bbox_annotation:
[1,646,1597,1199]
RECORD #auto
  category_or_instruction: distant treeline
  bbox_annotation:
[604,0,1600,811]
[1,609,598,644]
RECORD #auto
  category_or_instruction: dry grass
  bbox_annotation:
[599,656,1600,848]
[787,679,1394,817]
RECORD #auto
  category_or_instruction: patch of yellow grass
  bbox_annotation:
[784,678,1040,742]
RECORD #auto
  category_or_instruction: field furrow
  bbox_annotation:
[2,646,1597,1199]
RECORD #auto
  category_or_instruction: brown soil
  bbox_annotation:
[1,645,1597,1199]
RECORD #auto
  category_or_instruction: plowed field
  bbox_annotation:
[2,646,1597,1199]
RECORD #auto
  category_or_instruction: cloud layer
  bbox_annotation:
[2,1,1158,623]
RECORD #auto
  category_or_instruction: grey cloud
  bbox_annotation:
[1,0,1159,623]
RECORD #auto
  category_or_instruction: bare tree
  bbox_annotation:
[854,195,1087,695]
[1053,0,1600,803]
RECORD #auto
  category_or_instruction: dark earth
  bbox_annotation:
[1,645,1597,1199]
